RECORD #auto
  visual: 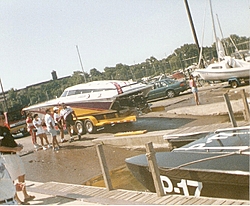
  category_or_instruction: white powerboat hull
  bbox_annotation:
[22,80,153,117]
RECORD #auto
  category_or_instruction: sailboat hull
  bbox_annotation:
[194,66,250,81]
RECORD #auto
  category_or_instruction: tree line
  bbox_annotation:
[1,34,249,116]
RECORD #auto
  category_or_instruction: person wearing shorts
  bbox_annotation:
[32,113,50,150]
[189,75,200,105]
[44,109,60,151]
[0,111,35,204]
[60,103,81,142]
[0,159,16,205]
[26,112,40,149]
[53,107,66,143]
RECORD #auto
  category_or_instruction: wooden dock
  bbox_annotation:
[27,181,250,205]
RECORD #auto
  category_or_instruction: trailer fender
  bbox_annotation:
[76,116,98,125]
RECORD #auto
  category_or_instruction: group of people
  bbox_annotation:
[0,103,81,205]
[26,103,81,151]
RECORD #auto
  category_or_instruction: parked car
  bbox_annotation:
[147,78,189,101]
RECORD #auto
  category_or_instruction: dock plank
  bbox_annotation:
[173,197,191,205]
[110,190,129,199]
[153,196,173,205]
[136,194,161,203]
[143,195,161,204]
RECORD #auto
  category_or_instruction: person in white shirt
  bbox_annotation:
[59,103,81,142]
[53,107,66,143]
[32,114,50,150]
[44,109,60,151]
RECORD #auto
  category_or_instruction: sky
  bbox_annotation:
[0,0,249,91]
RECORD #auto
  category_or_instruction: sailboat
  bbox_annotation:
[191,0,250,83]
[192,55,250,82]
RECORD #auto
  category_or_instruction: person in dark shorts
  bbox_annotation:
[59,103,81,142]
[53,107,66,143]
[189,74,200,105]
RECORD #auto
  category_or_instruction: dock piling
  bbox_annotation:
[223,93,237,127]
[240,89,250,121]
[96,144,113,191]
[145,142,165,197]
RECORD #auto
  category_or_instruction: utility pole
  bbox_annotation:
[0,78,8,112]
[76,45,87,83]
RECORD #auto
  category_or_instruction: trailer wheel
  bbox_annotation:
[230,80,238,88]
[21,128,29,137]
[85,119,96,134]
[75,120,86,135]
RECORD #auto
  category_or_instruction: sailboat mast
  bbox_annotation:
[76,45,87,83]
[209,0,220,61]
[216,14,228,56]
[183,0,204,68]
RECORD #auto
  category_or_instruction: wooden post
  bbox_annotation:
[223,93,237,127]
[145,142,165,197]
[96,144,113,191]
[240,89,250,121]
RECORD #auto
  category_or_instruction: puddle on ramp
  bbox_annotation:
[84,166,147,191]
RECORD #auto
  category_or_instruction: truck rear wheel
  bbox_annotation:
[75,120,86,135]
[230,80,238,88]
[85,119,96,134]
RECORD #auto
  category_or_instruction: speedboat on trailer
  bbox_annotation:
[126,126,250,200]
[22,80,153,117]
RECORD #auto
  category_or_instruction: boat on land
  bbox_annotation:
[126,126,250,200]
[187,0,250,85]
[192,57,250,82]
[22,80,153,133]
[23,80,153,116]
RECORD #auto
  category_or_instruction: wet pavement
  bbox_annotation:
[16,134,145,185]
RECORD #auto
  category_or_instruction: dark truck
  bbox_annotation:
[4,110,28,136]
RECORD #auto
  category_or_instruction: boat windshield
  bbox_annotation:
[175,127,250,153]
[60,88,115,97]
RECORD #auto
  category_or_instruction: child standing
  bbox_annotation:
[44,109,60,151]
[32,113,51,150]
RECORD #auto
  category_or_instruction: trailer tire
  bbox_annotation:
[85,119,96,134]
[230,80,238,88]
[21,128,29,137]
[75,120,86,135]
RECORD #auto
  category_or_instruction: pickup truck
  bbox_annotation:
[4,111,28,136]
